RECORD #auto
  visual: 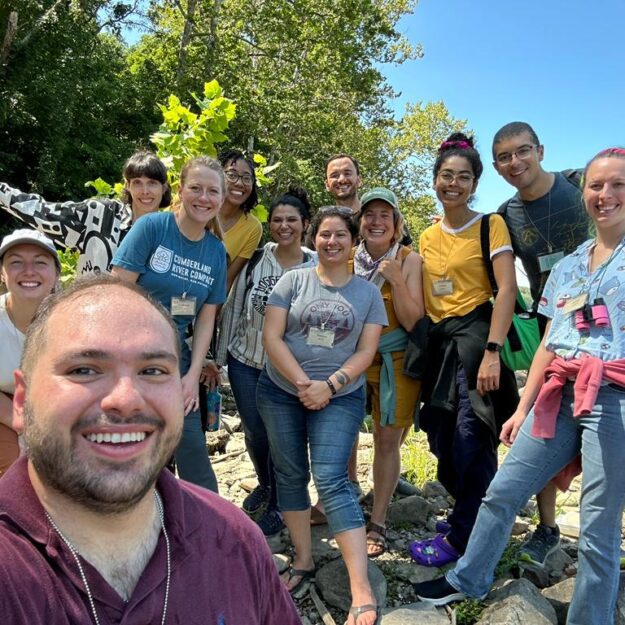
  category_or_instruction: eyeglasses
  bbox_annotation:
[494,144,537,166]
[437,171,475,186]
[224,170,253,186]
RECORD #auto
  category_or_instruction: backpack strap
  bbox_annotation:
[480,215,498,297]
[480,214,525,352]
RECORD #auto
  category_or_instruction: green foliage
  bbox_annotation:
[401,431,438,487]
[151,80,237,193]
[494,536,525,578]
[58,249,79,285]
[0,0,464,229]
[454,599,486,625]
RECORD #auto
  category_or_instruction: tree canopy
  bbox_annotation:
[0,0,465,237]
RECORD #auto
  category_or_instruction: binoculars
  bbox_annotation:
[574,298,610,330]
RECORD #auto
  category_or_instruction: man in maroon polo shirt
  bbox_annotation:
[0,275,301,625]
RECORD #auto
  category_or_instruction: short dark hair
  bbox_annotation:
[309,206,359,241]
[269,186,312,222]
[326,154,360,176]
[218,149,259,214]
[20,276,180,380]
[121,151,171,207]
[433,132,483,183]
[492,122,540,158]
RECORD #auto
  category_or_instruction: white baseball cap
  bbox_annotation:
[0,229,61,270]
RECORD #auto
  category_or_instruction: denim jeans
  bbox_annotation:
[256,371,365,534]
[446,382,625,625]
[228,353,277,507]
[174,347,218,493]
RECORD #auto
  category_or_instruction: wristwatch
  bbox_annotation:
[485,342,503,353]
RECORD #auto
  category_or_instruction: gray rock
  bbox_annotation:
[316,557,387,612]
[541,577,575,625]
[479,578,557,624]
[392,562,439,585]
[520,548,573,588]
[511,518,529,536]
[387,495,431,527]
[379,603,449,624]
[422,481,449,499]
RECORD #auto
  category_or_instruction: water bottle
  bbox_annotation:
[206,388,221,432]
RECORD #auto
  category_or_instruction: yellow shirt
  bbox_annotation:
[420,214,512,322]
[222,213,263,263]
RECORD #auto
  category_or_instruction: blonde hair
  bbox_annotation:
[173,156,225,240]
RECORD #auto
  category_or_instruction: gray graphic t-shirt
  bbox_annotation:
[265,267,387,396]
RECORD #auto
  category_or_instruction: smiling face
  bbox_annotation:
[1,244,58,303]
[433,155,477,211]
[314,215,354,267]
[325,157,361,204]
[13,285,184,513]
[583,156,625,236]
[493,131,544,192]
[360,200,396,249]
[178,165,224,227]
[269,203,307,247]
[223,158,254,209]
[125,175,167,219]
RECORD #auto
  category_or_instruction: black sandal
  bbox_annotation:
[283,566,316,595]
[366,522,387,558]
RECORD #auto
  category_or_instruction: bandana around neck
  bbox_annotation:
[353,241,400,288]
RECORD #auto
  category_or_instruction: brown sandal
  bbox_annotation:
[366,522,387,558]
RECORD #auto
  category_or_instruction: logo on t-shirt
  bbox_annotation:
[251,275,280,315]
[300,298,355,344]
[150,245,174,273]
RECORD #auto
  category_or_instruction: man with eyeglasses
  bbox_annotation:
[492,121,588,567]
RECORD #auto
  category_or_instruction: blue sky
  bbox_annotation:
[383,0,625,215]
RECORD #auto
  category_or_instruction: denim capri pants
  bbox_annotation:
[256,371,365,534]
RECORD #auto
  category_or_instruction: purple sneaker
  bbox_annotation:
[410,534,460,567]
[435,520,451,535]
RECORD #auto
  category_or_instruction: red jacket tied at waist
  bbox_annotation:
[531,355,625,492]
[532,355,625,439]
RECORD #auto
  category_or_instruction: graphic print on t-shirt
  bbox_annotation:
[149,245,217,289]
[300,298,355,344]
[251,276,281,315]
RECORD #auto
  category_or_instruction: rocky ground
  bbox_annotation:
[207,387,625,625]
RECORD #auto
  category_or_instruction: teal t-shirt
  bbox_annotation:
[112,211,227,340]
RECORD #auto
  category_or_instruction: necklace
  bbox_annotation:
[522,188,553,252]
[45,491,171,625]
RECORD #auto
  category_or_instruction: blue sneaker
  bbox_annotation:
[257,509,284,537]
[242,485,271,517]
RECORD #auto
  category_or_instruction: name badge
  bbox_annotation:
[171,295,197,316]
[538,250,564,273]
[307,327,335,348]
[432,279,454,296]
[563,292,588,314]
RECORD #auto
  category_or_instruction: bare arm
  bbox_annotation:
[298,322,383,409]
[182,303,218,415]
[379,251,425,331]
[262,305,310,386]
[110,266,140,283]
[500,323,556,446]
[477,250,516,396]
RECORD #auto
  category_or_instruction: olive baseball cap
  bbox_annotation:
[359,187,399,211]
